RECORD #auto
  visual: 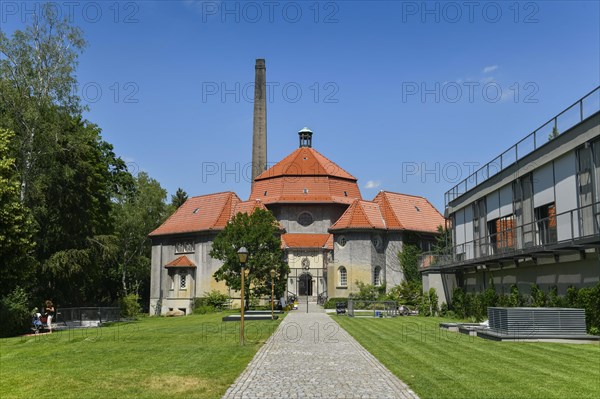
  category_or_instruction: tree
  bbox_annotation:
[111,172,171,298]
[171,188,188,209]
[432,225,451,254]
[0,128,37,298]
[0,4,86,202]
[210,209,289,309]
[548,126,559,141]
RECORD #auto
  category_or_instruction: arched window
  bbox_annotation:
[338,266,347,287]
[373,266,382,286]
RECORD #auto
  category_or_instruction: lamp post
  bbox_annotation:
[270,269,276,320]
[238,247,249,346]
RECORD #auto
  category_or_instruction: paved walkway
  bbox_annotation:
[223,303,419,399]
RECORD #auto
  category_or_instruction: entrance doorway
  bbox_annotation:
[298,273,313,296]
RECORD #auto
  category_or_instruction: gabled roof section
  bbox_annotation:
[233,199,267,215]
[149,192,241,236]
[164,255,196,268]
[330,200,387,230]
[281,233,333,249]
[254,147,356,181]
[373,191,444,233]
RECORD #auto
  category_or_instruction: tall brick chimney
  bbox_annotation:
[251,59,267,185]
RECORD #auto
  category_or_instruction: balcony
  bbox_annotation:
[445,86,600,207]
[420,202,600,271]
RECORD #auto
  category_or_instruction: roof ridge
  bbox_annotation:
[376,191,404,229]
[375,190,428,200]
[308,147,357,180]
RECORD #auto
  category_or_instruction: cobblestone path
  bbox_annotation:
[222,304,419,399]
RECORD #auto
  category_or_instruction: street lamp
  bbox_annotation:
[270,269,276,320]
[238,247,249,346]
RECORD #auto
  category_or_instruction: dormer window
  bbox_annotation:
[264,191,268,196]
[414,206,420,212]
[344,191,348,197]
[303,188,309,194]
[193,208,200,214]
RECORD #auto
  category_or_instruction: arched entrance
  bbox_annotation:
[298,273,313,296]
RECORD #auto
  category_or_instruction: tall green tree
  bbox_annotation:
[0,128,37,298]
[210,209,289,309]
[0,4,86,202]
[111,172,171,299]
[171,188,188,209]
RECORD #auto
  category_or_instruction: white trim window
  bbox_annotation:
[373,266,382,286]
[338,266,347,287]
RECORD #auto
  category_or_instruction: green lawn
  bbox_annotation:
[335,316,600,399]
[0,313,282,399]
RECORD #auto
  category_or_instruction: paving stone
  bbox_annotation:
[223,303,419,399]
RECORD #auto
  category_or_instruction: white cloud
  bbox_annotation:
[364,180,381,189]
[482,65,499,73]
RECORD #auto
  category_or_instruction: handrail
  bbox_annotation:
[421,201,600,269]
[445,86,600,207]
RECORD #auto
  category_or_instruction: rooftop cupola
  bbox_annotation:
[298,127,313,148]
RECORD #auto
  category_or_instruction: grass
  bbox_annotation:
[0,312,282,399]
[335,315,600,399]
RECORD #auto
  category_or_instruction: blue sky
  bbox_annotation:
[2,1,599,211]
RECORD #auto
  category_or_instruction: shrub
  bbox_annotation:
[509,284,524,307]
[530,284,547,307]
[439,302,449,317]
[353,281,386,301]
[387,280,422,306]
[194,290,230,312]
[451,287,466,318]
[324,297,348,309]
[194,305,215,315]
[120,293,141,319]
[0,287,31,337]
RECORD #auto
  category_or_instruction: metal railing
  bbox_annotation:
[445,86,600,207]
[56,307,121,327]
[420,202,600,269]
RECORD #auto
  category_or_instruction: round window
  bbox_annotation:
[298,212,314,227]
[372,235,382,249]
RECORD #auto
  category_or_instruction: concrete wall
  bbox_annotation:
[423,252,599,307]
[149,232,229,315]
[269,204,346,234]
[463,252,600,295]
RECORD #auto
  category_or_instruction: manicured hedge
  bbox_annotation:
[323,297,348,309]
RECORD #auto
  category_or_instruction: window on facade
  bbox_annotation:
[298,212,314,227]
[373,266,382,286]
[179,271,187,290]
[488,215,516,253]
[577,145,594,236]
[175,241,194,254]
[535,203,557,245]
[338,235,347,247]
[338,266,347,286]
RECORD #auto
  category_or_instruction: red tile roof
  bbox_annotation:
[251,176,361,204]
[249,147,362,205]
[149,192,241,236]
[233,199,267,214]
[164,255,196,268]
[330,200,387,230]
[255,147,356,181]
[373,191,444,233]
[281,233,333,249]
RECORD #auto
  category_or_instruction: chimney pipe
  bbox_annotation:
[251,59,267,185]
